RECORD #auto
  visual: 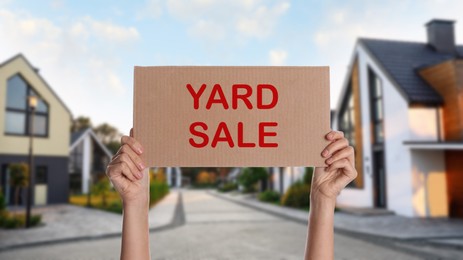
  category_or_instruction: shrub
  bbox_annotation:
[92,178,111,207]
[30,214,42,227]
[218,182,238,192]
[238,167,268,193]
[149,181,169,207]
[281,181,310,209]
[0,213,41,229]
[303,167,314,185]
[0,190,6,213]
[105,201,123,214]
[258,190,280,203]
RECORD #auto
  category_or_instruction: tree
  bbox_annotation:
[238,167,268,192]
[94,123,119,145]
[91,178,110,207]
[8,163,29,209]
[72,116,92,132]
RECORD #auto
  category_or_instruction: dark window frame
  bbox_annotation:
[4,74,50,138]
[368,67,384,144]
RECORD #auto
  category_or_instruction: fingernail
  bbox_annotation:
[137,147,143,154]
[138,163,145,170]
[137,172,143,179]
[322,149,329,157]
[326,158,332,164]
[327,133,333,140]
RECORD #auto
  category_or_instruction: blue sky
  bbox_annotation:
[0,0,461,134]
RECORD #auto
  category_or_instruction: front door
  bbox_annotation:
[373,150,386,208]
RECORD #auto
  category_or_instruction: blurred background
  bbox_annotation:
[0,0,463,259]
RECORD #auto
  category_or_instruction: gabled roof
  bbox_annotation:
[0,53,73,116]
[359,38,463,105]
[70,128,113,158]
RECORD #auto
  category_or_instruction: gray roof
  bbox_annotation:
[70,127,113,157]
[70,129,87,145]
[359,38,463,105]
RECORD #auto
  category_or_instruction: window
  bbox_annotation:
[368,68,384,144]
[35,166,48,184]
[338,86,360,188]
[339,86,355,147]
[4,74,49,137]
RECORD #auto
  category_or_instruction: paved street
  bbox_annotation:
[1,189,446,260]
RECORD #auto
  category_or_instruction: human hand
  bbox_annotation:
[311,130,357,204]
[106,128,149,206]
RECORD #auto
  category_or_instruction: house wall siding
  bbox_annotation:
[0,154,69,204]
[419,60,463,141]
[410,150,448,217]
[0,56,71,157]
[336,44,416,216]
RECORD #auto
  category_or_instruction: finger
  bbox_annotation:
[130,128,133,137]
[326,130,344,141]
[326,158,350,173]
[119,144,146,171]
[106,164,130,188]
[121,135,143,155]
[326,146,355,166]
[322,137,348,157]
[333,163,358,189]
[111,153,142,180]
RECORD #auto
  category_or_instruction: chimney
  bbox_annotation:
[425,19,456,54]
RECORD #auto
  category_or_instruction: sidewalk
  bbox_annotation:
[0,190,179,251]
[209,190,463,248]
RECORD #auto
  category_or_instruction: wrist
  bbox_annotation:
[123,196,149,211]
[310,191,336,211]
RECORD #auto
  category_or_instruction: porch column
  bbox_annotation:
[175,167,182,187]
[82,135,92,194]
[166,167,172,186]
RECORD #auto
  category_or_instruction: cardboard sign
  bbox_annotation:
[133,66,330,167]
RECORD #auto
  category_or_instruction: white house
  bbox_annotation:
[69,128,113,194]
[332,19,463,218]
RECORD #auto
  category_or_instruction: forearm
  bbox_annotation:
[304,194,335,260]
[121,199,150,260]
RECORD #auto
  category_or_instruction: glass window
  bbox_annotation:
[35,166,48,184]
[4,74,49,137]
[6,75,27,110]
[33,115,47,136]
[369,68,384,144]
[5,111,26,134]
[339,88,355,146]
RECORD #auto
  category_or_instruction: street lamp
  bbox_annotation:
[25,95,37,228]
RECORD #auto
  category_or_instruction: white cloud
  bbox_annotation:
[188,19,226,41]
[83,17,139,43]
[137,0,163,19]
[236,1,290,38]
[0,8,140,132]
[269,49,287,65]
[141,0,290,41]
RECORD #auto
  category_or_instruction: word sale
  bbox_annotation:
[187,83,279,148]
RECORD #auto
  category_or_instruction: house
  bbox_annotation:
[0,54,72,206]
[332,19,463,218]
[69,128,113,194]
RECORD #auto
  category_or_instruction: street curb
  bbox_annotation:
[209,190,463,254]
[207,190,308,225]
[0,192,184,252]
